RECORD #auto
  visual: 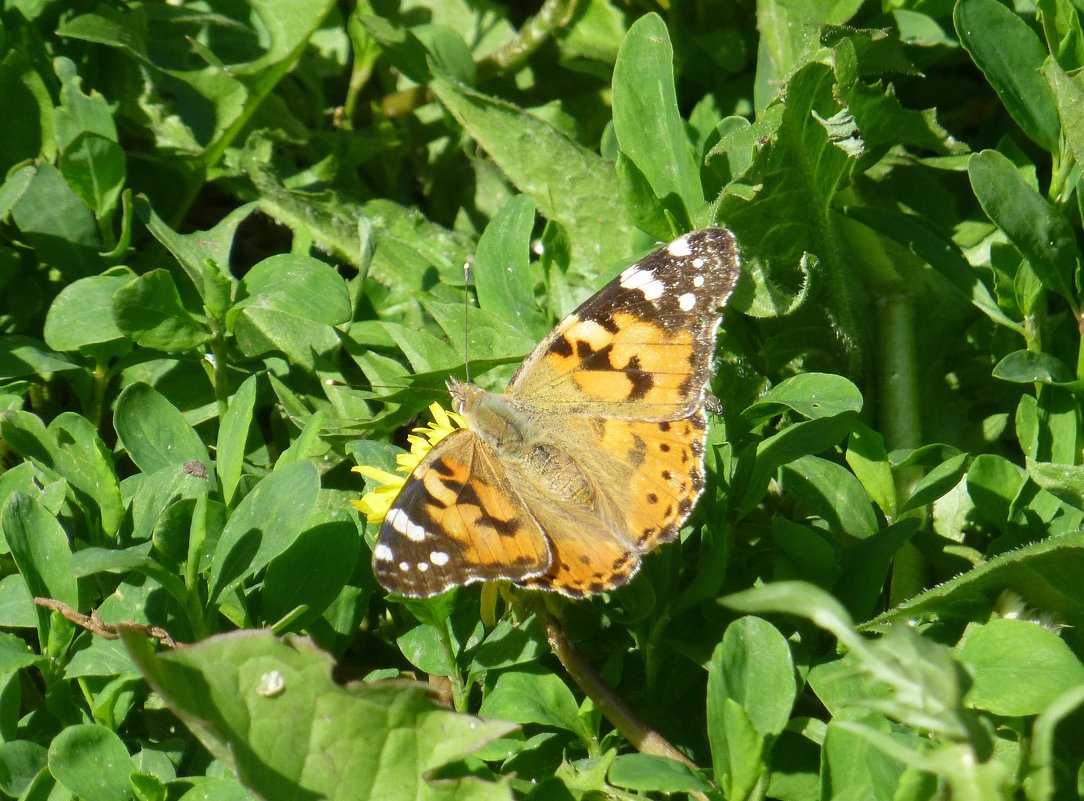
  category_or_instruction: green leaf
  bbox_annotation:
[867,530,1084,654]
[43,272,133,356]
[208,460,320,603]
[231,254,352,327]
[607,754,714,794]
[708,616,795,791]
[9,163,101,278]
[472,194,548,338]
[262,520,360,630]
[48,724,133,801]
[113,269,213,353]
[430,76,630,272]
[742,372,863,427]
[846,423,896,519]
[121,629,515,801]
[992,350,1076,385]
[957,618,1084,716]
[955,0,1060,152]
[0,741,47,798]
[734,412,859,513]
[137,198,253,304]
[612,13,702,229]
[216,375,257,507]
[58,132,125,217]
[1027,459,1084,511]
[3,494,77,646]
[753,0,863,110]
[479,670,588,741]
[779,455,879,540]
[898,452,970,514]
[114,383,210,475]
[0,630,44,672]
[969,149,1078,306]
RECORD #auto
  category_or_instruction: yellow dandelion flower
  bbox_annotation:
[352,401,466,525]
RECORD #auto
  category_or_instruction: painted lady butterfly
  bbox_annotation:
[373,228,740,597]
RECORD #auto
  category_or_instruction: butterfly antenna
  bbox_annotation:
[463,259,472,385]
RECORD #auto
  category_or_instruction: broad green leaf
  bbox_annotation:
[1045,58,1084,171]
[230,254,352,328]
[114,383,210,475]
[262,521,360,631]
[708,616,795,790]
[396,624,457,678]
[0,741,47,799]
[898,452,970,514]
[0,631,43,672]
[608,754,714,794]
[430,75,630,273]
[955,0,1060,153]
[208,460,320,603]
[478,670,588,740]
[9,163,100,278]
[846,423,896,519]
[733,412,859,513]
[779,455,879,539]
[113,269,212,353]
[59,132,125,217]
[3,493,78,647]
[137,198,253,303]
[1027,459,1084,511]
[742,372,863,426]
[969,149,1078,306]
[957,618,1084,716]
[753,0,864,111]
[0,336,79,380]
[121,629,515,801]
[472,195,547,338]
[992,350,1076,385]
[43,272,133,356]
[612,13,702,229]
[820,717,906,801]
[48,724,133,801]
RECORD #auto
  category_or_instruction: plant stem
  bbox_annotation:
[535,600,699,769]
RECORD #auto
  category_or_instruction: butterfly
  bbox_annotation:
[372,228,741,598]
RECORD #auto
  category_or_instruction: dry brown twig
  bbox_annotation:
[34,598,179,649]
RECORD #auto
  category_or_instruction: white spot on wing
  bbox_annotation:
[641,280,665,301]
[667,236,692,257]
[678,292,696,311]
[398,561,410,571]
[430,551,450,566]
[374,543,394,561]
[693,275,705,287]
[418,562,429,572]
[386,508,427,542]
[620,267,655,290]
[692,257,704,268]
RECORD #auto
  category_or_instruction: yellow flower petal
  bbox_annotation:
[353,401,466,525]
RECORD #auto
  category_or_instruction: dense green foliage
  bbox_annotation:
[3,1,1084,799]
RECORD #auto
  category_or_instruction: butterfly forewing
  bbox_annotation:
[509,228,739,419]
[373,430,551,597]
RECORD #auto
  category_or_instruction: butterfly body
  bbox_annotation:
[373,228,740,598]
